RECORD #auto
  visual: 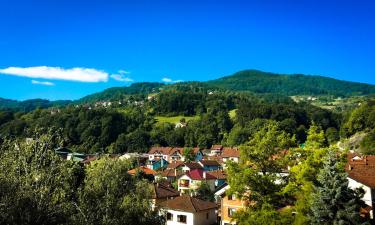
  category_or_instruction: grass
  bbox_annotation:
[155,115,199,124]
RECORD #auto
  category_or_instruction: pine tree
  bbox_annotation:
[310,151,368,225]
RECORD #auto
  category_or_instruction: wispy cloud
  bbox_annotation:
[110,70,134,82]
[31,80,55,86]
[0,66,108,82]
[162,77,183,83]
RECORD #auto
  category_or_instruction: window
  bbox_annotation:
[228,194,236,200]
[206,212,209,219]
[167,212,173,221]
[228,208,236,218]
[177,215,187,223]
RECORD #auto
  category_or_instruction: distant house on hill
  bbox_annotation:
[147,147,203,163]
[147,158,169,170]
[346,153,375,219]
[159,195,217,225]
[198,160,222,171]
[221,147,240,165]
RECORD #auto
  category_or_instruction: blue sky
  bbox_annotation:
[0,0,374,100]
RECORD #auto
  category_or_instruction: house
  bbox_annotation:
[160,169,185,183]
[151,181,180,209]
[148,158,169,170]
[178,169,216,194]
[179,162,203,173]
[346,154,375,219]
[207,170,227,188]
[210,145,224,156]
[221,147,240,165]
[215,184,247,225]
[159,195,217,225]
[198,160,222,171]
[148,147,204,163]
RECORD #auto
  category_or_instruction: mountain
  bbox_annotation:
[78,82,165,103]
[0,98,71,112]
[207,70,375,97]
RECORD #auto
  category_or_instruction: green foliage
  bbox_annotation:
[227,123,296,207]
[359,129,375,155]
[0,133,82,225]
[310,151,368,225]
[208,69,375,97]
[341,100,375,137]
[182,147,195,162]
[195,181,215,202]
[0,97,70,112]
[75,157,163,225]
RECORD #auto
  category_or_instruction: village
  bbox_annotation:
[54,144,375,225]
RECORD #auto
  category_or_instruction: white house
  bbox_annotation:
[178,169,216,194]
[159,195,217,225]
[346,154,375,219]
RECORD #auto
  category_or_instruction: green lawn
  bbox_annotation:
[155,115,199,124]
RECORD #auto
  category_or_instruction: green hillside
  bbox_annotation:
[208,70,375,97]
[0,98,71,112]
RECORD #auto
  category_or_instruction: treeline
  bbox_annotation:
[208,69,375,97]
[0,90,343,153]
[0,97,70,112]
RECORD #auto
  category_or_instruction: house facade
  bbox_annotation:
[159,195,217,225]
[178,169,216,194]
[215,184,247,225]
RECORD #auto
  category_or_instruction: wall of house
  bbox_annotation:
[165,209,194,225]
[221,195,245,225]
[348,177,373,218]
[193,209,217,225]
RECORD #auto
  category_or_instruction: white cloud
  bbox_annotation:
[0,66,108,82]
[31,80,55,86]
[162,77,183,83]
[118,70,131,75]
[110,74,134,82]
[162,77,173,83]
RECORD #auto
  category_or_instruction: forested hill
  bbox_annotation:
[0,98,71,112]
[78,82,165,103]
[207,70,375,97]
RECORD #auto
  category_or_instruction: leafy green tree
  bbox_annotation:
[195,181,215,202]
[75,157,163,225]
[0,133,82,225]
[325,127,339,145]
[310,151,368,225]
[359,130,375,155]
[182,147,195,162]
[227,123,296,219]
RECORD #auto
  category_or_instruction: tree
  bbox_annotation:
[195,181,215,202]
[227,123,296,211]
[182,147,195,162]
[359,130,375,155]
[75,157,163,225]
[310,151,368,225]
[325,127,339,145]
[0,133,82,225]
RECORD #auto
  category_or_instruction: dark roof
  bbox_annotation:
[159,195,217,212]
[199,160,221,167]
[346,154,375,188]
[221,147,240,158]
[167,161,184,169]
[161,169,184,178]
[152,182,180,199]
[183,162,203,170]
[148,147,174,155]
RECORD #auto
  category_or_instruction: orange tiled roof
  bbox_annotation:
[128,166,157,176]
[346,153,375,188]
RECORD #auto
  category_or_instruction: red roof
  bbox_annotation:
[346,153,375,188]
[128,166,157,176]
[207,170,227,180]
[159,195,217,212]
[186,169,216,180]
[221,147,240,158]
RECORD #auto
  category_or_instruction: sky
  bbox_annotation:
[0,0,374,100]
